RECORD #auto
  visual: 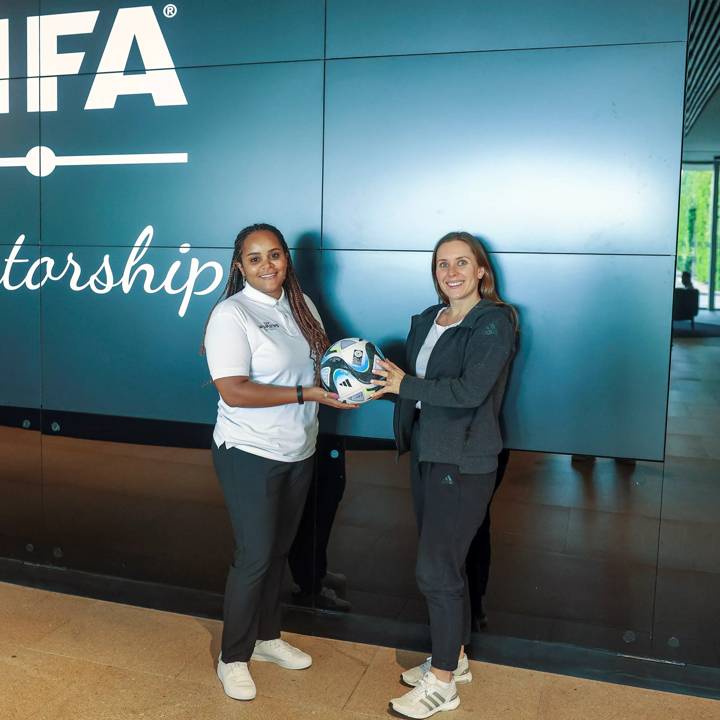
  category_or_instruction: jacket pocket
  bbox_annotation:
[463,408,500,455]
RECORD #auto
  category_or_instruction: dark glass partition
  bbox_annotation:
[1,45,42,561]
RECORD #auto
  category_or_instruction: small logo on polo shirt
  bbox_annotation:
[258,321,280,331]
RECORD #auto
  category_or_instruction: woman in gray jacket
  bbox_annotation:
[373,231,517,719]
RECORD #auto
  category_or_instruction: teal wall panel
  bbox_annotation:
[0,78,39,246]
[0,0,40,80]
[0,0,688,461]
[323,44,686,254]
[38,246,322,422]
[327,0,688,58]
[39,244,228,421]
[0,245,41,408]
[39,62,324,248]
[316,251,674,460]
[37,0,324,72]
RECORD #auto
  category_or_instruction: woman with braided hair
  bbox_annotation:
[203,223,354,702]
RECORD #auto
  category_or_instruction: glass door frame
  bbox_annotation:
[709,156,719,310]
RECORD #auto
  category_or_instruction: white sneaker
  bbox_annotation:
[217,657,256,700]
[390,671,460,719]
[251,638,312,670]
[401,654,472,687]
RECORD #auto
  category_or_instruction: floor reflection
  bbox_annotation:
[656,334,720,666]
[331,449,662,656]
[2,338,719,669]
[326,335,720,668]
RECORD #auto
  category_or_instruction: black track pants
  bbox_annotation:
[212,443,314,663]
[410,426,495,671]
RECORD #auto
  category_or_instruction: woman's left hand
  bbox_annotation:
[372,359,407,397]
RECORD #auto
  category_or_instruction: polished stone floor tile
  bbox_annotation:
[27,656,371,720]
[0,582,93,648]
[343,646,426,716]
[0,641,88,720]
[27,658,207,720]
[536,672,720,720]
[455,660,550,719]
[28,597,214,678]
[2,582,719,720]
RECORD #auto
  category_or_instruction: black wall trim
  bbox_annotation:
[41,409,215,449]
[343,435,395,451]
[0,405,42,431]
[0,405,397,450]
[1,557,719,702]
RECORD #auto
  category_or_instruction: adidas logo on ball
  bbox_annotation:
[320,338,385,404]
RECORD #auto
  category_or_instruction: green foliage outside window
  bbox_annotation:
[676,169,714,286]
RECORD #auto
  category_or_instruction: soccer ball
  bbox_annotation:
[320,338,385,404]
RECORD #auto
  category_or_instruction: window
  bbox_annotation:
[677,166,716,309]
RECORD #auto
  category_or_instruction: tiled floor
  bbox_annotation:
[2,581,719,720]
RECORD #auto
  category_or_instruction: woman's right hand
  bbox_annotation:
[304,386,359,409]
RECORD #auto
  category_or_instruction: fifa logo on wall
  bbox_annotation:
[0,5,188,176]
[0,5,224,317]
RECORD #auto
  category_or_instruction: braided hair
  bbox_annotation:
[202,224,329,383]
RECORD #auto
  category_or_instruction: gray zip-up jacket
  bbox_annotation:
[393,299,516,474]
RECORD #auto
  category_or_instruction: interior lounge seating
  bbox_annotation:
[673,287,700,329]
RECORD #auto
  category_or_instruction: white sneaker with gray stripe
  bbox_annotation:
[390,671,460,719]
[401,654,472,687]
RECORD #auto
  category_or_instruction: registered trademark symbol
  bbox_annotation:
[163,4,177,18]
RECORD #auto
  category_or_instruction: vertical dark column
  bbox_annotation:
[709,157,719,309]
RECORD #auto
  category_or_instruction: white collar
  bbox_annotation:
[241,282,287,307]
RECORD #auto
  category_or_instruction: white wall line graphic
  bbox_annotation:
[0,145,188,177]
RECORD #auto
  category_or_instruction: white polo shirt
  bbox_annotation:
[204,283,322,462]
